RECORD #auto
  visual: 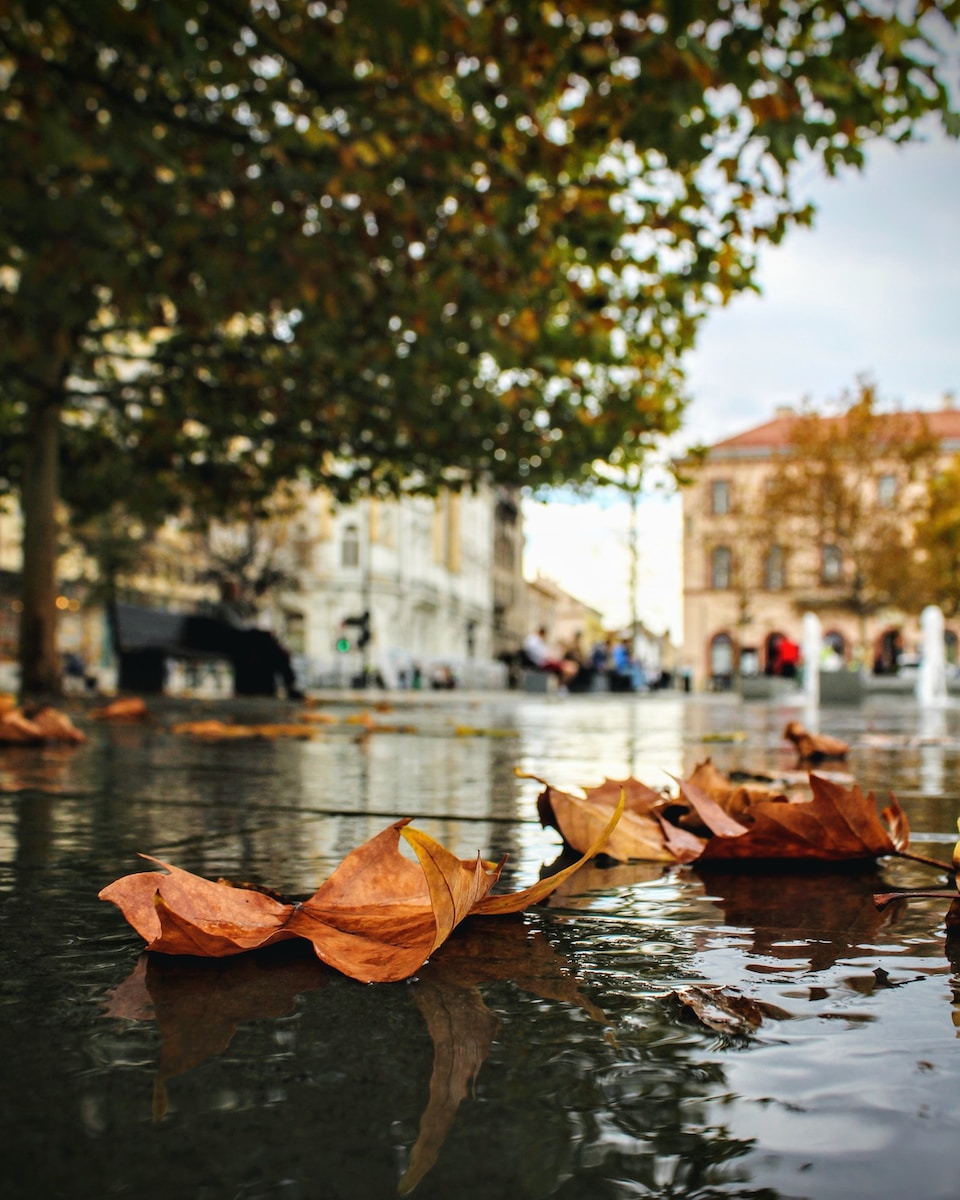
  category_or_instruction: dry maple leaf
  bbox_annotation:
[99,796,624,984]
[681,773,908,862]
[783,720,849,762]
[526,771,687,864]
[528,766,909,866]
[679,759,791,826]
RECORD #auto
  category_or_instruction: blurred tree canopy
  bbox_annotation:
[2,0,959,691]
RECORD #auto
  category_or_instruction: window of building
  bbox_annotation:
[877,473,898,508]
[764,544,785,590]
[711,479,731,515]
[710,545,732,590]
[821,543,843,584]
[341,523,360,569]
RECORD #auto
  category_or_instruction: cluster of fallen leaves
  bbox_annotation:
[87,710,960,1192]
[531,756,910,866]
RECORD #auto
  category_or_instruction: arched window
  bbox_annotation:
[341,523,360,569]
[821,543,843,584]
[764,544,785,590]
[710,545,732,590]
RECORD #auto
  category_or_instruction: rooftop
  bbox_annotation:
[708,407,960,458]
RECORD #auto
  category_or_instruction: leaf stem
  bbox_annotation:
[893,848,955,873]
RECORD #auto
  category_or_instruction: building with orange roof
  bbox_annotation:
[680,404,960,691]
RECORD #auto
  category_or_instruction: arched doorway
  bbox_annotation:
[822,629,846,669]
[874,627,903,675]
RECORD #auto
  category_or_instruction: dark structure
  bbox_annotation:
[111,603,300,696]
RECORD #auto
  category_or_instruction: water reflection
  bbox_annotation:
[100,916,609,1194]
[3,693,960,1200]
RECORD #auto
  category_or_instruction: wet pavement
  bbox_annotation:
[1,688,959,1199]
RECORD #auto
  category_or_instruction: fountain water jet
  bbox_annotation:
[916,605,948,706]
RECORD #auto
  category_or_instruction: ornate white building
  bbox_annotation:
[272,486,511,689]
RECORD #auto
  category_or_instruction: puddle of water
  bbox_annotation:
[1,692,959,1199]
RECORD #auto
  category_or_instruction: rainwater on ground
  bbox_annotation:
[2,689,959,1200]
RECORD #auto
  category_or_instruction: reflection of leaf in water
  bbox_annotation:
[399,916,604,1194]
[0,746,82,795]
[538,851,669,909]
[698,866,898,972]
[103,945,329,1118]
[401,982,498,1196]
[103,915,604,1193]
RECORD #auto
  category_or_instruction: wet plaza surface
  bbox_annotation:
[2,689,959,1200]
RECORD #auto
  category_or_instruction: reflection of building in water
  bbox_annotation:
[680,406,960,691]
[295,717,526,882]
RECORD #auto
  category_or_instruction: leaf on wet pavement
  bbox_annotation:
[783,720,850,762]
[531,762,910,865]
[170,719,318,739]
[99,795,625,983]
[91,697,149,721]
[687,774,908,862]
[528,772,684,864]
[0,705,86,745]
[669,984,787,1036]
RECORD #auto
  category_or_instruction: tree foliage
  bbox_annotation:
[2,0,959,690]
[760,380,942,630]
[910,456,960,618]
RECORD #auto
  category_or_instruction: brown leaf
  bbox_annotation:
[784,720,849,762]
[535,780,678,863]
[670,984,786,1036]
[672,761,795,836]
[0,705,86,745]
[298,710,339,724]
[688,774,906,862]
[169,719,317,739]
[99,797,626,984]
[91,697,148,721]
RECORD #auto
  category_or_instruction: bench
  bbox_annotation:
[111,603,285,696]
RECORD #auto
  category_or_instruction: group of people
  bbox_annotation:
[520,627,645,693]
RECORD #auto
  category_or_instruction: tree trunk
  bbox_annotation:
[19,400,63,698]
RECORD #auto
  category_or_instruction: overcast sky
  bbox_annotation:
[524,124,960,645]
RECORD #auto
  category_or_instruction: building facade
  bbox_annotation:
[280,485,509,689]
[681,407,960,691]
[1,480,524,693]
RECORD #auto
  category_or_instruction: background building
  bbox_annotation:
[681,406,960,691]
